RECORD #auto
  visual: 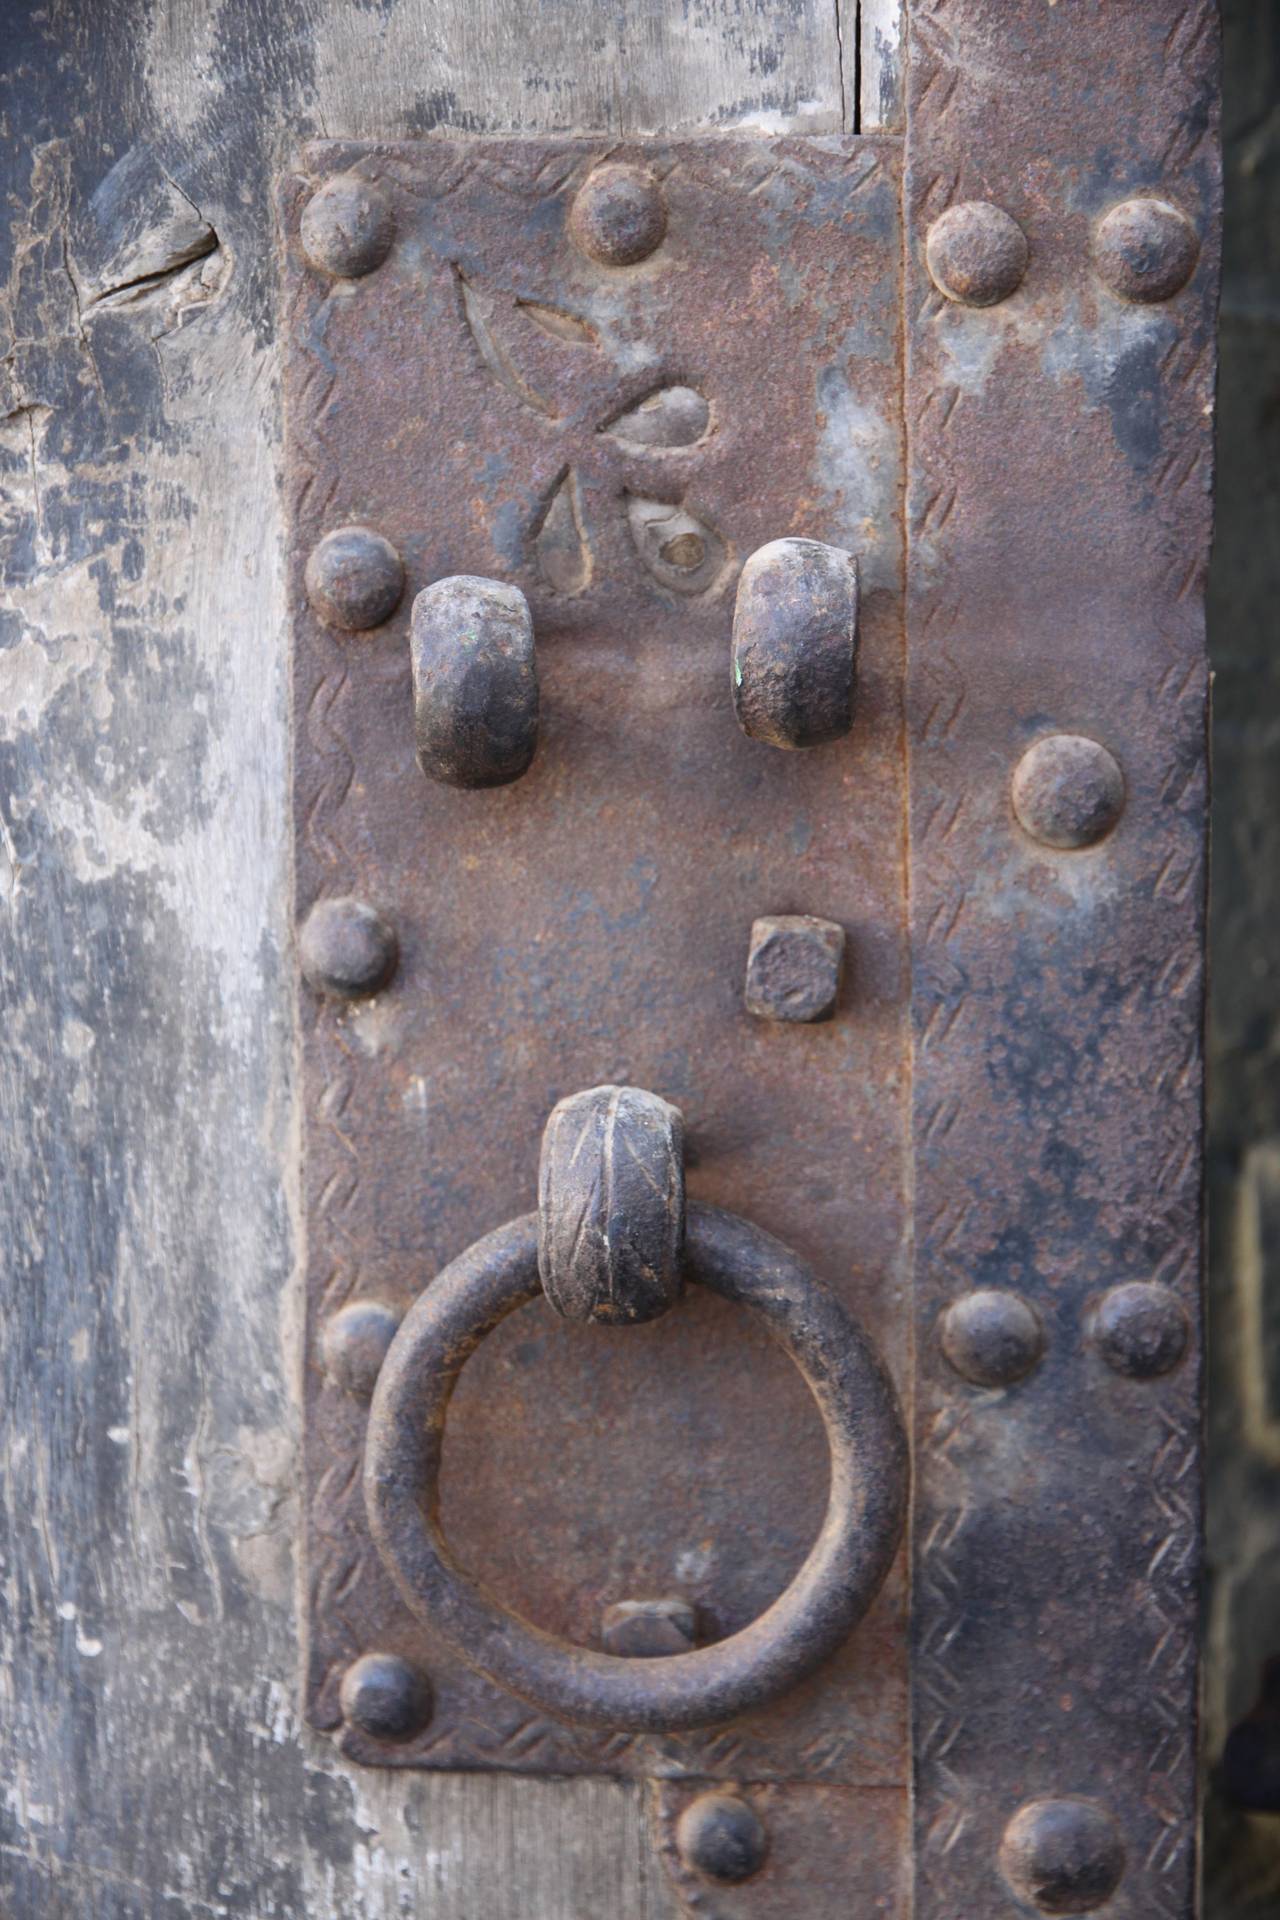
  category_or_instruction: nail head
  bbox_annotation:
[926,201,1028,307]
[675,1791,769,1885]
[300,173,395,279]
[1012,735,1125,850]
[999,1799,1125,1914]
[299,896,398,999]
[321,1300,403,1397]
[1094,1281,1189,1379]
[569,163,667,266]
[1095,198,1199,303]
[941,1290,1045,1388]
[305,525,405,631]
[340,1652,432,1741]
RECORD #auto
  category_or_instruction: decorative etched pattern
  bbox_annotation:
[534,466,591,594]
[289,134,909,1787]
[286,207,379,1720]
[1142,1406,1200,1918]
[905,4,1216,1915]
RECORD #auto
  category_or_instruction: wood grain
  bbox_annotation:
[0,2,845,1914]
[857,1,905,130]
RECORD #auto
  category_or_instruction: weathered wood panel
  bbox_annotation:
[0,3,846,1914]
[858,1,905,130]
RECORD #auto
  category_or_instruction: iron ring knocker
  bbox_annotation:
[364,1087,909,1733]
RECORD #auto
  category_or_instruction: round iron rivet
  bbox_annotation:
[999,1799,1125,1914]
[1093,1281,1189,1379]
[675,1792,769,1885]
[925,201,1028,307]
[569,163,667,266]
[300,173,395,279]
[940,1289,1044,1388]
[299,896,398,999]
[322,1300,403,1398]
[305,525,405,632]
[1094,198,1199,304]
[340,1652,432,1741]
[1011,735,1125,851]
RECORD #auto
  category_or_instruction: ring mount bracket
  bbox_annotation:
[366,1171,907,1733]
[286,135,911,1785]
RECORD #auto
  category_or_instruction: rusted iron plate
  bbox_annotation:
[284,134,909,1784]
[904,5,1218,1918]
[652,1781,908,1919]
[364,1205,908,1732]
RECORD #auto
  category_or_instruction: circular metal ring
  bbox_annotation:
[364,1204,908,1732]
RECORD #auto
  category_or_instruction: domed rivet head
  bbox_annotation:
[925,201,1028,307]
[569,163,667,266]
[1012,735,1125,851]
[299,896,398,999]
[941,1290,1045,1388]
[305,526,405,631]
[321,1300,403,1398]
[1095,197,1199,303]
[1093,1281,1189,1379]
[300,173,395,279]
[675,1791,769,1885]
[999,1799,1125,1914]
[340,1653,432,1741]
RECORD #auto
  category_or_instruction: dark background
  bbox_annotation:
[1205,2,1280,1911]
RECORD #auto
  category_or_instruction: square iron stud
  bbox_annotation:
[744,915,845,1024]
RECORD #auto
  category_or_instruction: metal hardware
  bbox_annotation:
[655,1779,908,1918]
[1090,1282,1189,1380]
[281,18,1220,1897]
[731,539,858,750]
[602,1598,698,1658]
[411,575,539,788]
[938,1289,1044,1389]
[300,173,396,280]
[998,1800,1126,1916]
[288,131,909,1788]
[568,162,667,267]
[339,1652,433,1742]
[904,9,1217,1918]
[365,1191,908,1731]
[675,1791,769,1885]
[1093,198,1200,305]
[1010,734,1126,851]
[924,200,1029,308]
[321,1300,403,1398]
[305,524,405,630]
[743,915,845,1025]
[297,895,398,998]
[537,1083,684,1324]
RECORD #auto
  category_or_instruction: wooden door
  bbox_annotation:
[0,6,1219,1916]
